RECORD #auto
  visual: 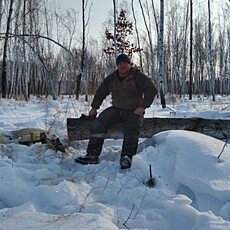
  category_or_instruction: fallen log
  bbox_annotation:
[67,116,230,142]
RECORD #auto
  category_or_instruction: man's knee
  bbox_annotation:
[91,119,106,134]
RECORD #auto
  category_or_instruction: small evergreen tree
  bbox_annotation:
[104,9,142,58]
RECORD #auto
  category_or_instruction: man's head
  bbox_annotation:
[116,54,131,76]
[116,54,131,65]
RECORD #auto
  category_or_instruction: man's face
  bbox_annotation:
[117,62,131,76]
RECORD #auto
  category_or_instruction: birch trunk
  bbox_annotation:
[189,0,193,100]
[218,29,224,96]
[180,1,189,98]
[131,0,143,71]
[207,0,215,101]
[159,0,166,108]
[138,0,155,80]
[1,0,14,98]
[22,0,29,100]
[0,0,3,32]
[228,29,230,93]
[113,0,117,57]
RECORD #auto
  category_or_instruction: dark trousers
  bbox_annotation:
[87,106,143,159]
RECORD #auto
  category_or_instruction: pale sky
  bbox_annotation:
[55,0,113,38]
[53,0,228,44]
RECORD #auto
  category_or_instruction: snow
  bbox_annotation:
[1,95,230,230]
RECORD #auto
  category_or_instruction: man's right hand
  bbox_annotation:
[89,108,97,116]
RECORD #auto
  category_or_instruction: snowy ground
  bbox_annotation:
[0,95,230,230]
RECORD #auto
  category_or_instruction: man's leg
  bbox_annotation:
[75,107,121,164]
[120,111,143,169]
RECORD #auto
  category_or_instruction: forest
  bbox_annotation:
[0,0,229,102]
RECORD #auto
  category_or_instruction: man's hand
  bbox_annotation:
[134,107,145,116]
[89,108,97,116]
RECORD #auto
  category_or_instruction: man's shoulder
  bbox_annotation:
[105,70,118,80]
[130,68,147,79]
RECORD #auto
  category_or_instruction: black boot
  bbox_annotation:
[75,137,103,165]
[120,155,132,169]
[75,154,99,165]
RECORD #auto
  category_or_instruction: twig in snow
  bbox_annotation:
[123,204,135,229]
[167,106,176,115]
[133,187,147,219]
[79,186,104,212]
[132,170,145,184]
[145,165,156,188]
[218,135,228,159]
[103,175,110,192]
[156,101,176,115]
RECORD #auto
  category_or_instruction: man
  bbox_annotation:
[75,54,158,169]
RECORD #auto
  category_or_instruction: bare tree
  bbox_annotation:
[189,0,193,100]
[159,0,166,108]
[180,0,189,98]
[193,18,206,95]
[228,28,230,93]
[138,0,155,79]
[76,0,92,100]
[218,21,225,96]
[1,0,14,98]
[22,0,29,100]
[131,0,143,70]
[207,0,215,101]
[113,0,118,57]
[0,0,3,32]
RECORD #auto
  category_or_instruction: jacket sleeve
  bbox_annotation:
[136,73,158,108]
[91,75,111,109]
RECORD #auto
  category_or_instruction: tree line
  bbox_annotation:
[0,0,229,101]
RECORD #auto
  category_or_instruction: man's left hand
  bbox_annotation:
[134,107,145,116]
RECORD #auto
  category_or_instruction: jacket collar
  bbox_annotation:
[114,68,136,81]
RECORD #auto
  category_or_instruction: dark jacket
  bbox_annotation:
[91,68,158,110]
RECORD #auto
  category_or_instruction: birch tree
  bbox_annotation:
[131,0,143,70]
[218,24,225,95]
[180,0,189,97]
[138,0,155,81]
[76,0,92,100]
[228,28,230,93]
[113,0,118,57]
[159,0,166,108]
[0,0,3,32]
[194,19,206,95]
[207,0,215,101]
[189,0,193,100]
[1,0,14,98]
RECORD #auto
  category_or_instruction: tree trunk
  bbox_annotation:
[139,0,155,80]
[159,0,166,108]
[113,0,117,57]
[0,0,3,32]
[22,0,28,100]
[131,0,143,71]
[189,0,193,100]
[77,0,90,100]
[207,0,215,101]
[67,116,230,141]
[228,29,230,93]
[181,1,189,98]
[1,0,14,98]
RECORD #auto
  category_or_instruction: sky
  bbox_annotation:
[51,0,229,47]
[55,0,113,38]
[0,95,230,229]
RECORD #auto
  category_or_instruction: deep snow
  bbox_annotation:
[0,95,230,230]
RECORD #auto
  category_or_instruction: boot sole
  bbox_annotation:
[75,158,99,165]
[120,156,132,169]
